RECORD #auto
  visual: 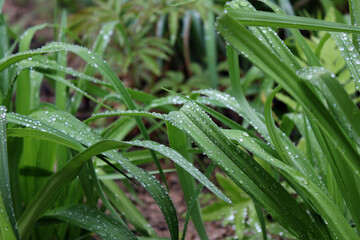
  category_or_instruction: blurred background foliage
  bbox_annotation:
[5,0,353,95]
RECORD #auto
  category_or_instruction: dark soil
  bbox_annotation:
[132,163,235,240]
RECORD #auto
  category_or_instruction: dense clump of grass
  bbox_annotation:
[1,0,360,239]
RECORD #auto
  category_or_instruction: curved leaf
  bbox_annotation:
[0,106,18,239]
[227,9,360,33]
[43,205,136,240]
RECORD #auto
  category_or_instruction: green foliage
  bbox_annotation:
[0,0,360,239]
[68,0,222,89]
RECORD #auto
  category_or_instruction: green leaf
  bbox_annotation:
[226,9,360,33]
[166,122,208,240]
[205,8,218,89]
[0,106,18,239]
[0,193,16,240]
[225,1,302,70]
[297,67,360,145]
[349,0,360,50]
[71,20,118,113]
[0,11,9,102]
[43,205,137,240]
[16,23,51,115]
[332,32,360,90]
[84,110,165,124]
[257,0,321,66]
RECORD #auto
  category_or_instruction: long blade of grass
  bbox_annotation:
[332,32,360,90]
[195,89,270,142]
[55,11,68,111]
[0,106,19,239]
[253,201,267,240]
[43,205,136,240]
[181,162,217,240]
[86,160,125,225]
[227,9,360,33]
[98,169,176,180]
[225,45,270,142]
[349,0,360,50]
[17,57,113,89]
[166,122,208,240]
[297,67,360,145]
[0,8,9,102]
[16,23,50,115]
[225,1,301,70]
[257,0,321,66]
[70,21,118,114]
[204,2,218,89]
[84,110,165,124]
[44,73,112,110]
[128,140,229,203]
[0,192,16,240]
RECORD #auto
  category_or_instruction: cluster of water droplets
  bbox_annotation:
[99,27,114,43]
[194,89,271,143]
[332,32,360,91]
[0,106,6,124]
[89,110,165,123]
[24,57,107,86]
[59,206,133,239]
[258,0,281,13]
[148,95,187,109]
[42,110,95,144]
[225,0,252,10]
[224,0,293,66]
[298,67,336,105]
[298,67,360,145]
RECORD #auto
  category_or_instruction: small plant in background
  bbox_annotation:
[68,0,223,90]
[0,0,360,240]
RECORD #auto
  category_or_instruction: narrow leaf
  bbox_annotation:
[0,106,19,239]
[43,205,136,240]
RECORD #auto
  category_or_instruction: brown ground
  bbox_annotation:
[132,165,235,240]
